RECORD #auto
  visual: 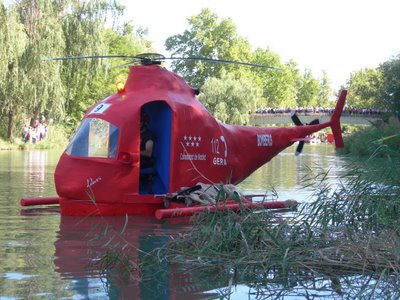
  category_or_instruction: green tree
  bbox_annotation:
[16,0,65,128]
[297,68,320,108]
[0,3,28,138]
[1,0,123,138]
[0,3,6,85]
[347,67,382,109]
[284,60,303,109]
[60,0,123,128]
[1,0,156,139]
[318,71,333,107]
[198,71,260,124]
[98,23,153,96]
[249,49,300,109]
[165,8,252,88]
[379,54,400,113]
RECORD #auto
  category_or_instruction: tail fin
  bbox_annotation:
[330,90,347,148]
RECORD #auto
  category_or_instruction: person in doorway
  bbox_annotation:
[140,112,156,193]
[140,112,155,168]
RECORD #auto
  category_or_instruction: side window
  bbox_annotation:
[66,118,119,158]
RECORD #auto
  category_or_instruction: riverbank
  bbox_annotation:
[0,124,69,151]
[343,116,400,158]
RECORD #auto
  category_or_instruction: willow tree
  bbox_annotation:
[15,0,65,130]
[0,3,6,86]
[165,8,253,89]
[60,0,124,128]
[0,3,28,139]
[0,3,8,131]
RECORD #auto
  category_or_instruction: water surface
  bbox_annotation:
[0,145,347,299]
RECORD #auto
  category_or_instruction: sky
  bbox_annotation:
[119,0,400,91]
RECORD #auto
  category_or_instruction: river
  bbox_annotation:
[0,144,348,299]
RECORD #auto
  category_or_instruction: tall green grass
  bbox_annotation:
[0,139,18,150]
[91,116,400,298]
[90,156,400,297]
[159,156,400,297]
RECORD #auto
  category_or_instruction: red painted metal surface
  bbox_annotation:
[20,197,60,206]
[21,63,347,216]
[155,200,298,220]
[58,197,166,216]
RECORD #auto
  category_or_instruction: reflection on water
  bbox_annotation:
[239,144,348,202]
[54,215,196,299]
[24,151,47,194]
[0,146,355,299]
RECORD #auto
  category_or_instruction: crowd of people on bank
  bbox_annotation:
[255,106,388,116]
[21,116,49,144]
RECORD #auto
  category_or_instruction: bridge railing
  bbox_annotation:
[250,112,382,125]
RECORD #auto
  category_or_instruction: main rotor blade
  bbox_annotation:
[42,53,282,70]
[42,55,140,62]
[165,56,282,70]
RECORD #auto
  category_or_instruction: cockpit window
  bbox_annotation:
[66,118,119,158]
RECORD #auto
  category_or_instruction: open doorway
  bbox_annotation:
[139,101,172,194]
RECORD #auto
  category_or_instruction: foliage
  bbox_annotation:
[0,0,153,140]
[157,157,400,298]
[198,71,260,124]
[60,0,123,127]
[0,3,28,138]
[380,53,400,114]
[165,8,253,89]
[346,54,400,114]
[302,160,400,231]
[0,138,18,150]
[90,130,400,297]
[100,24,152,94]
[165,8,338,122]
[18,124,69,150]
[1,3,399,143]
[297,68,321,107]
[347,68,383,108]
[249,48,296,108]
[318,70,333,106]
[343,117,400,158]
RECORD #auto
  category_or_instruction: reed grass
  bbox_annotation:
[91,123,400,297]
[91,158,400,297]
[157,157,400,297]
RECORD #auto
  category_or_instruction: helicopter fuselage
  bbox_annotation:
[53,64,346,216]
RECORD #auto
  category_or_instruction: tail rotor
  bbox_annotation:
[291,111,320,155]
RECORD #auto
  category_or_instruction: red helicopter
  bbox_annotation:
[21,53,347,218]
